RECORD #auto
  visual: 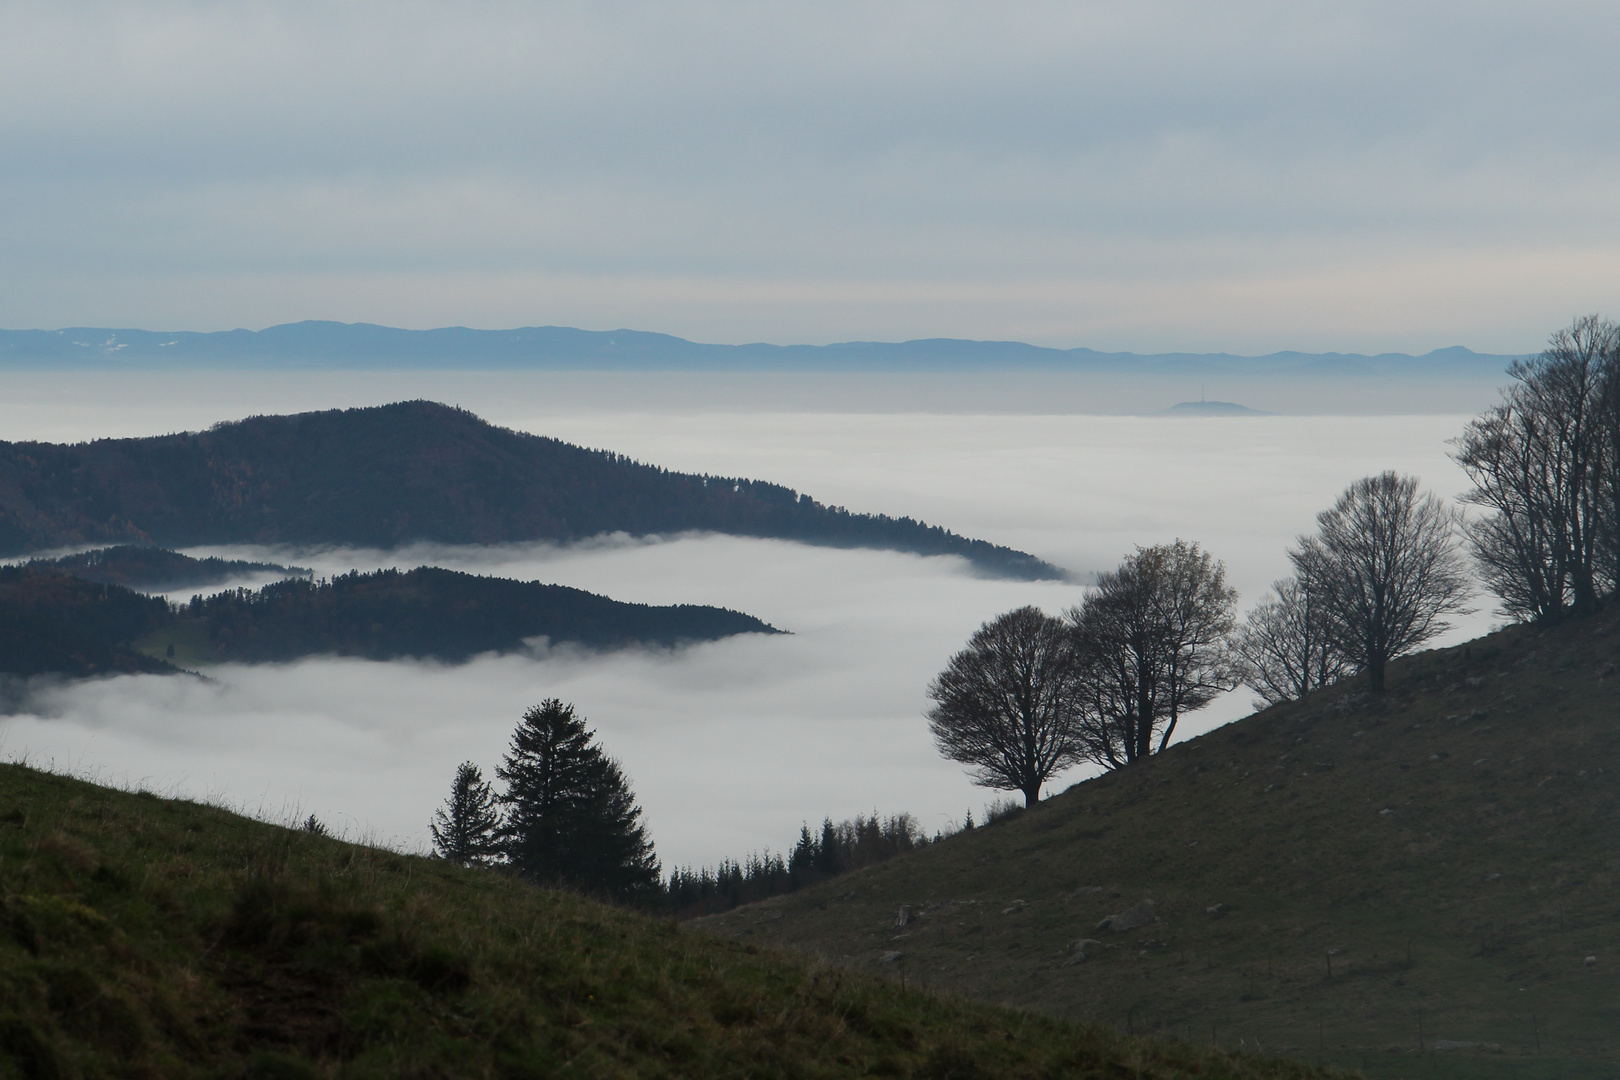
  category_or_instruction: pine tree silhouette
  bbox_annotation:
[497,699,660,902]
[430,762,503,866]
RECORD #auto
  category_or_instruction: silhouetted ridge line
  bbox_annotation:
[0,401,1061,579]
[24,544,310,591]
[0,561,780,678]
[168,566,782,663]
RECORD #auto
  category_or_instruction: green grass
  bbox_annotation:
[0,764,1349,1078]
[696,607,1620,1080]
[133,616,215,667]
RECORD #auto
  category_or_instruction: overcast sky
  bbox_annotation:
[4,1,1618,352]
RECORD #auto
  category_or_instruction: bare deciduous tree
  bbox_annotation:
[1235,571,1349,707]
[926,606,1086,806]
[1068,540,1239,769]
[1296,472,1471,692]
[1453,314,1618,620]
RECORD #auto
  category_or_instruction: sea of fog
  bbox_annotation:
[0,371,1498,869]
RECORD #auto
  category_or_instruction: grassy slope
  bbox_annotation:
[697,610,1620,1078]
[0,765,1344,1079]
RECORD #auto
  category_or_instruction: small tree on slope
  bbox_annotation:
[1295,472,1472,692]
[1235,573,1349,707]
[430,761,503,866]
[927,605,1087,806]
[1068,540,1239,767]
[497,699,661,902]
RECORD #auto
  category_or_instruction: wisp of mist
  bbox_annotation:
[0,396,1491,870]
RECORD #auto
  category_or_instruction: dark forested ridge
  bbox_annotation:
[161,566,780,664]
[0,562,777,678]
[0,566,177,678]
[25,544,309,591]
[0,400,1060,578]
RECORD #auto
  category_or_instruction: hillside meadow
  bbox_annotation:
[697,605,1620,1079]
[0,761,1345,1079]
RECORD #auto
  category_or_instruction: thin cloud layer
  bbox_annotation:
[1,3,1618,349]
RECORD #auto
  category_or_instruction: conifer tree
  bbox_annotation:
[430,761,503,866]
[497,699,660,902]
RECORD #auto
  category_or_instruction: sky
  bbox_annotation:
[3,1,1619,353]
[0,387,1494,869]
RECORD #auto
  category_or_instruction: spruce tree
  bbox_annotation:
[430,761,503,866]
[497,699,660,902]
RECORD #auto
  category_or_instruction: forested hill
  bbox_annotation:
[156,566,781,664]
[0,401,1061,579]
[25,544,309,592]
[0,563,778,678]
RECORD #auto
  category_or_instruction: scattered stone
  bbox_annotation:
[1001,899,1027,915]
[1380,808,1394,815]
[894,905,912,928]
[1071,886,1104,896]
[1064,951,1088,966]
[1206,903,1228,916]
[1585,955,1598,967]
[1473,758,1488,766]
[1486,872,1501,881]
[1097,900,1156,933]
[877,951,904,964]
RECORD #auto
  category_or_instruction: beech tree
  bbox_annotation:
[1067,540,1238,768]
[498,699,660,901]
[1235,573,1348,707]
[926,606,1086,806]
[430,761,503,866]
[1452,315,1619,620]
[1295,473,1471,692]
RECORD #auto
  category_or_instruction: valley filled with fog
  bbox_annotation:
[0,375,1497,870]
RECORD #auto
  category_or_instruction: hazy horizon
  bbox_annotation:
[3,4,1618,352]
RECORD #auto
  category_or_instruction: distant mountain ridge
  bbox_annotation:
[0,320,1518,374]
[1160,400,1270,416]
[0,401,1060,579]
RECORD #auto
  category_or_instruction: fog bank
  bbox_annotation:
[0,409,1495,869]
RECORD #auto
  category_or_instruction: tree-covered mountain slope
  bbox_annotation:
[0,567,178,678]
[25,544,310,592]
[0,563,777,678]
[144,566,781,666]
[0,764,1344,1079]
[0,400,1061,579]
[698,608,1620,1076]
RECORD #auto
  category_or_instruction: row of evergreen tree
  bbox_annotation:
[431,697,1013,912]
